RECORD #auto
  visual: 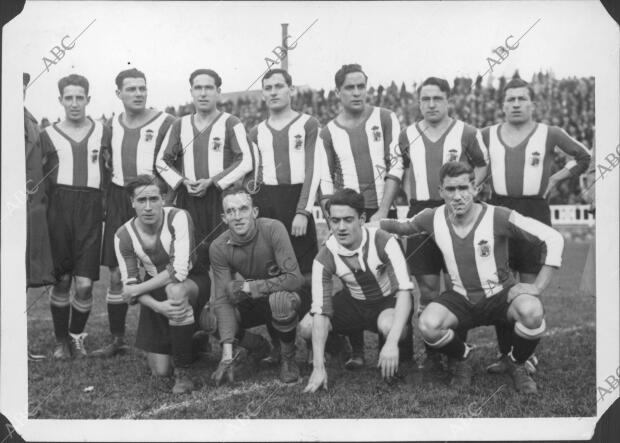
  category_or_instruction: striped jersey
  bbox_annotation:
[311,227,413,317]
[39,118,111,189]
[110,111,175,187]
[481,123,591,197]
[156,112,252,191]
[115,206,195,285]
[319,106,403,209]
[380,203,564,303]
[400,119,488,201]
[249,114,323,215]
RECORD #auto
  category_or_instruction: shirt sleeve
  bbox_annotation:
[385,111,404,182]
[505,208,564,268]
[318,127,335,199]
[549,126,592,177]
[153,114,177,177]
[380,208,435,236]
[296,117,323,216]
[381,235,414,291]
[211,117,253,190]
[39,130,58,187]
[166,210,193,282]
[100,124,112,192]
[209,240,237,344]
[114,229,140,285]
[155,118,185,190]
[310,250,335,317]
[463,125,489,167]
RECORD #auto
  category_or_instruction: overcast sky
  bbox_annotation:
[10,0,615,120]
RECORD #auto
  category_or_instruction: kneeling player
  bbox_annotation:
[380,162,564,394]
[302,189,413,393]
[115,175,210,394]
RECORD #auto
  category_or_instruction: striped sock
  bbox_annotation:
[69,297,92,334]
[106,290,127,336]
[425,329,466,360]
[511,320,545,363]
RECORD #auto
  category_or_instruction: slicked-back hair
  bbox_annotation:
[262,69,292,87]
[221,186,253,210]
[417,77,450,98]
[326,188,366,217]
[125,175,166,199]
[189,69,222,88]
[439,161,475,185]
[334,64,368,90]
[115,68,146,90]
[502,78,535,102]
[58,74,90,96]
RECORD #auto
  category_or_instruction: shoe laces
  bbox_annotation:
[70,333,87,352]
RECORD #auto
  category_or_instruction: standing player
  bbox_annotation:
[318,64,406,368]
[209,188,307,384]
[39,74,110,359]
[380,162,564,393]
[115,175,210,394]
[482,78,591,374]
[156,68,253,275]
[302,188,413,393]
[399,77,488,371]
[248,68,322,365]
[93,69,176,358]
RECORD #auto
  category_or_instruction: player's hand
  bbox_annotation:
[121,286,138,305]
[156,299,186,320]
[211,357,236,386]
[291,213,308,237]
[183,179,197,193]
[543,177,558,200]
[378,342,399,380]
[226,280,250,304]
[507,283,541,304]
[191,178,212,197]
[303,366,328,393]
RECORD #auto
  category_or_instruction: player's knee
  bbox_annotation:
[74,279,93,300]
[55,274,72,292]
[166,283,188,304]
[418,311,442,340]
[199,305,218,335]
[516,298,544,329]
[269,291,301,333]
[298,313,313,340]
[109,268,122,291]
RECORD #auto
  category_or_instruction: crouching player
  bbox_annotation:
[380,162,564,394]
[115,175,210,394]
[302,189,413,393]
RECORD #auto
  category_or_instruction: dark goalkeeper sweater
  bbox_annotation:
[209,218,304,344]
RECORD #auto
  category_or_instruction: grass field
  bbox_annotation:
[26,238,596,419]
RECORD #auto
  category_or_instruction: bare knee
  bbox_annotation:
[298,313,313,340]
[147,354,173,377]
[515,298,544,329]
[166,283,188,304]
[55,274,72,292]
[418,311,444,341]
[109,268,122,291]
[74,277,93,301]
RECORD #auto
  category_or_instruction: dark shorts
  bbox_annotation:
[135,272,211,355]
[236,284,312,329]
[253,184,318,274]
[48,185,103,281]
[405,200,446,275]
[433,287,513,334]
[102,183,134,268]
[490,195,551,274]
[176,185,225,274]
[329,289,397,334]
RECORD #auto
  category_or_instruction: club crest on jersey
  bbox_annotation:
[294,134,303,150]
[478,240,491,257]
[448,149,459,162]
[144,129,154,142]
[530,151,541,166]
[90,148,99,163]
[371,126,382,142]
[212,137,222,152]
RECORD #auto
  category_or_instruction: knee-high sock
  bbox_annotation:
[106,290,127,337]
[69,296,92,334]
[398,313,414,361]
[237,330,265,351]
[50,291,70,340]
[424,329,466,360]
[169,305,195,368]
[348,330,364,356]
[495,323,513,355]
[511,320,545,363]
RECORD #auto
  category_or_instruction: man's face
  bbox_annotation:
[262,73,292,112]
[116,77,147,113]
[329,204,365,249]
[131,184,164,226]
[503,87,534,124]
[439,174,478,217]
[419,85,449,124]
[222,193,258,237]
[337,72,367,113]
[59,85,90,122]
[190,74,220,113]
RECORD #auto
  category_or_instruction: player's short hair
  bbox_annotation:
[221,186,253,209]
[58,74,89,96]
[326,188,365,217]
[115,68,146,90]
[262,69,292,87]
[189,69,222,88]
[418,77,450,98]
[439,161,475,185]
[502,78,535,102]
[125,174,167,198]
[334,64,368,90]
[23,72,31,86]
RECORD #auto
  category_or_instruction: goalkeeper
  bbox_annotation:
[208,187,308,386]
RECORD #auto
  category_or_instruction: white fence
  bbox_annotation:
[312,204,595,227]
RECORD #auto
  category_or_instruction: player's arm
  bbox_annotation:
[210,241,237,360]
[543,127,592,198]
[211,117,253,191]
[465,127,490,188]
[377,207,434,236]
[372,112,403,222]
[304,255,335,393]
[38,130,58,191]
[317,128,336,210]
[155,119,187,190]
[293,119,322,236]
[246,221,305,297]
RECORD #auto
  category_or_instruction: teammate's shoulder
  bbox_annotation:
[460,120,479,134]
[314,242,336,267]
[210,228,231,250]
[222,112,242,125]
[257,217,287,233]
[487,202,512,221]
[114,219,134,240]
[301,113,320,128]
